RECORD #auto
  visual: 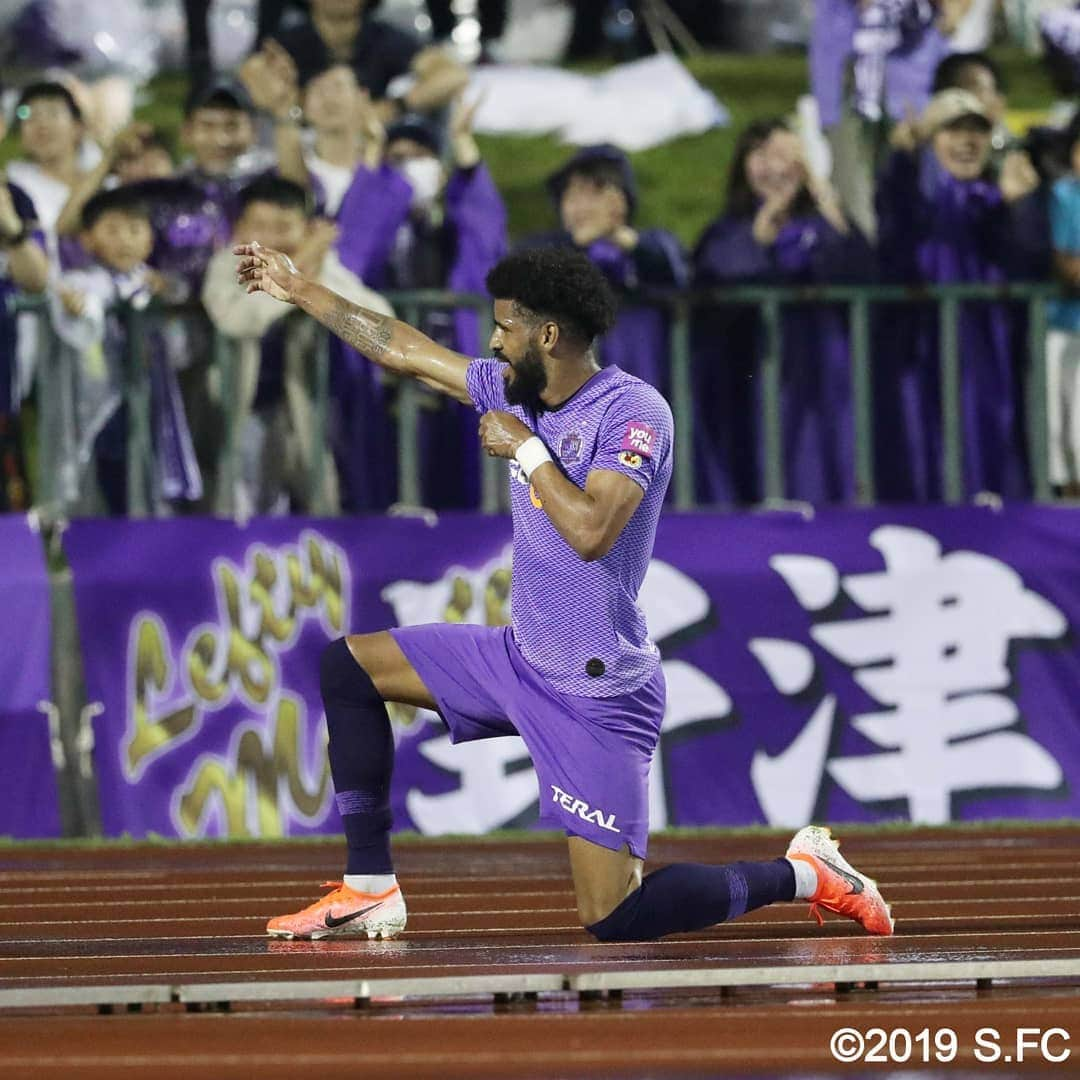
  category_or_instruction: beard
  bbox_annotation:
[502,343,548,412]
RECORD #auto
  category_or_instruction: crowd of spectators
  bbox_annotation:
[1,0,1079,518]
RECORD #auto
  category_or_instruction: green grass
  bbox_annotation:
[1,48,1060,249]
[478,51,813,246]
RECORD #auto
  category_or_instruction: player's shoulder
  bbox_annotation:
[600,368,673,429]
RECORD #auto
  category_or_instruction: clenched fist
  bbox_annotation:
[479,410,533,458]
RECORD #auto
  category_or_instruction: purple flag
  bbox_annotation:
[63,506,1080,840]
[0,515,57,837]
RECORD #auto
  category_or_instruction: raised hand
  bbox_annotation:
[108,122,154,164]
[0,180,22,239]
[752,175,801,247]
[240,42,299,121]
[999,149,1040,204]
[292,219,339,278]
[234,240,301,303]
[449,91,484,169]
[59,285,87,317]
[356,89,387,169]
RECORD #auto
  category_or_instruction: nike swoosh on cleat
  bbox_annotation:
[324,902,382,929]
[818,857,864,894]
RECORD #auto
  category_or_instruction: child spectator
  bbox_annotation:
[0,168,49,511]
[875,88,1031,500]
[693,120,874,505]
[202,175,393,515]
[518,144,688,394]
[1046,114,1080,497]
[6,81,94,267]
[48,189,202,515]
[112,128,175,187]
[57,79,307,302]
[334,96,507,509]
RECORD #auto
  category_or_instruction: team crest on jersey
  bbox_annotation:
[558,431,583,464]
[619,450,643,469]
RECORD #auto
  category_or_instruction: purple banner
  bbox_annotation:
[63,507,1080,840]
[0,514,57,838]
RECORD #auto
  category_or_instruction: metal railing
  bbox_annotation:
[9,282,1062,516]
[663,282,1058,508]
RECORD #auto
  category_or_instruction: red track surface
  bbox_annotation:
[1,826,1079,1077]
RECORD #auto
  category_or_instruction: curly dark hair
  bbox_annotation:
[485,247,617,343]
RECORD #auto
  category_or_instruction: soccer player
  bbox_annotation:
[234,241,894,942]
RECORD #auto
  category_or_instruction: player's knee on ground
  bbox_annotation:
[319,637,381,705]
[583,900,639,942]
[577,891,628,931]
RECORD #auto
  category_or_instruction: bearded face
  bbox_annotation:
[500,337,549,412]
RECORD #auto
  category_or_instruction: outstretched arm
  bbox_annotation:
[235,240,473,403]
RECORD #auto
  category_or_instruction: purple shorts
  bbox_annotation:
[390,623,665,859]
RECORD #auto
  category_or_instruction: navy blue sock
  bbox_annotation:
[319,638,395,875]
[586,859,797,942]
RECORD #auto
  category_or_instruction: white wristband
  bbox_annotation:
[514,436,553,481]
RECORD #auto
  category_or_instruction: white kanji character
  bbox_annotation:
[762,526,1067,825]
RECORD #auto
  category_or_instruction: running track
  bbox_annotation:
[1,826,1079,1077]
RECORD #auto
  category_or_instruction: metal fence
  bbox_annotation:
[10,282,1062,516]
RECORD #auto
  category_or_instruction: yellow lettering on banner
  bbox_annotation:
[218,562,277,703]
[185,629,226,705]
[443,576,473,622]
[126,618,196,775]
[485,568,511,626]
[181,535,348,710]
[251,550,295,644]
[287,536,346,632]
[124,530,349,834]
[175,694,331,838]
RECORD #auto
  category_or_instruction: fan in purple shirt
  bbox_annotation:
[232,241,894,944]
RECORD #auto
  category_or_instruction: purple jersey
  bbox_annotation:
[465,360,673,697]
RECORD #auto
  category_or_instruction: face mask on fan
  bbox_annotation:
[399,156,444,208]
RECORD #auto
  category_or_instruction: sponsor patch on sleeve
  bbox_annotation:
[618,450,642,469]
[620,422,656,458]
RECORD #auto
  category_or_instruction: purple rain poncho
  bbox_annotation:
[333,161,508,510]
[692,207,875,506]
[515,228,689,395]
[874,147,1030,501]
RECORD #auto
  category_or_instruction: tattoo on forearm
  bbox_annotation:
[323,298,394,360]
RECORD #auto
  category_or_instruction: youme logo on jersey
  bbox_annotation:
[621,422,655,458]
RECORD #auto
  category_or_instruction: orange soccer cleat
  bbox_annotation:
[787,826,895,936]
[267,881,408,940]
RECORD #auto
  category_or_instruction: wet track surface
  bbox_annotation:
[1,827,1078,1076]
